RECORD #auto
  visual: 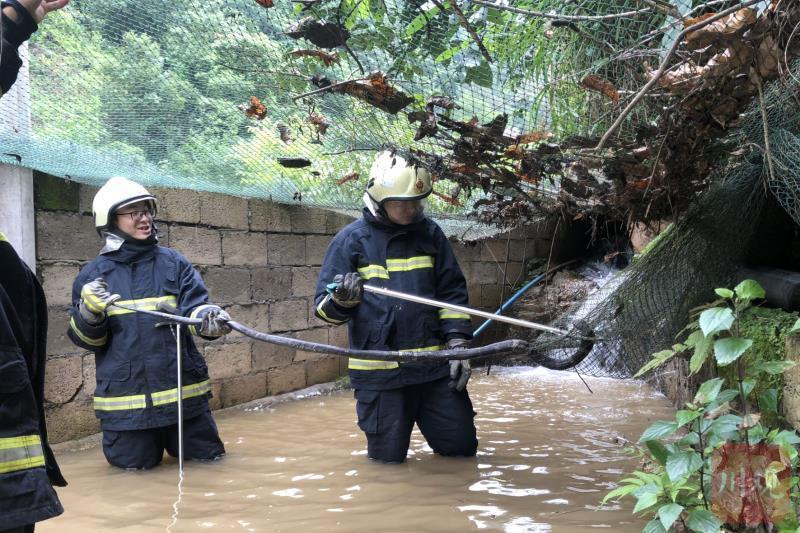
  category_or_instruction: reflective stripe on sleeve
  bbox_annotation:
[106,295,178,317]
[93,393,147,411]
[0,435,45,474]
[438,309,471,320]
[70,316,108,347]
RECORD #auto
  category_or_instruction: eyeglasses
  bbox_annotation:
[116,209,155,221]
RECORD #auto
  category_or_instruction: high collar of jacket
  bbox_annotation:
[102,228,158,263]
[362,207,427,233]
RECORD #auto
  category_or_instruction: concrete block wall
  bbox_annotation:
[33,173,565,443]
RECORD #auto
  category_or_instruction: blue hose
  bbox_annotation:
[473,272,548,338]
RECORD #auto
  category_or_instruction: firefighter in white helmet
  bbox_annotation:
[67,176,228,469]
[315,151,477,463]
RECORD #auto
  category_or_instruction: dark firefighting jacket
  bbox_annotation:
[314,209,472,390]
[68,242,216,431]
[0,233,65,529]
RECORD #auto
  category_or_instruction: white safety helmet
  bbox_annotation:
[92,176,157,235]
[363,151,432,215]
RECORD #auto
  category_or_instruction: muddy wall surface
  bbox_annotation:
[33,173,576,442]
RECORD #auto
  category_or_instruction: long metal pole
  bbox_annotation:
[363,285,571,336]
[176,324,184,471]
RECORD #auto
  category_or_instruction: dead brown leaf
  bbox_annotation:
[241,96,267,120]
[287,49,340,66]
[579,75,619,103]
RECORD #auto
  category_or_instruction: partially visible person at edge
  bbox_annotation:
[67,176,229,470]
[314,150,478,463]
[1,0,68,95]
[0,233,66,533]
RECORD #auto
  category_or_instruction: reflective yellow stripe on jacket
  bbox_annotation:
[438,309,470,320]
[94,380,211,411]
[357,256,434,281]
[106,295,178,317]
[348,344,445,371]
[0,435,45,474]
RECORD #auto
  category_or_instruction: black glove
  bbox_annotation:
[197,306,231,337]
[447,338,471,391]
[330,272,363,308]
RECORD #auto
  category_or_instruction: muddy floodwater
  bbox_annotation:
[40,367,675,532]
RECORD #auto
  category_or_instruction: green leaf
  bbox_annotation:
[742,378,756,398]
[772,429,800,447]
[602,482,640,503]
[698,307,733,337]
[709,414,742,439]
[634,349,676,377]
[639,420,679,442]
[666,450,703,481]
[465,60,492,88]
[694,378,724,404]
[632,486,659,514]
[435,40,470,62]
[643,519,666,533]
[405,5,440,37]
[646,440,670,466]
[759,388,778,413]
[714,288,734,299]
[790,318,800,333]
[676,409,702,426]
[686,509,722,533]
[658,503,684,530]
[734,279,766,301]
[714,337,753,366]
[757,360,797,375]
[689,332,713,374]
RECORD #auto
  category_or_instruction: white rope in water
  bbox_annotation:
[166,324,185,533]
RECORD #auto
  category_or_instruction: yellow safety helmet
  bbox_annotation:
[92,176,157,234]
[363,151,432,214]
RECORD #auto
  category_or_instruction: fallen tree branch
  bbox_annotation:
[432,0,493,63]
[595,0,763,150]
[472,0,651,22]
[292,76,369,101]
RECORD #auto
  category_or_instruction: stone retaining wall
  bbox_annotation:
[33,173,578,442]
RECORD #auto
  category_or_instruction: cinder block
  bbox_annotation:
[40,263,80,306]
[292,266,319,297]
[168,225,221,265]
[326,211,355,233]
[204,267,251,304]
[289,205,328,234]
[208,380,223,411]
[533,239,554,258]
[200,191,249,230]
[266,363,306,395]
[471,262,501,285]
[252,340,295,370]
[481,284,504,309]
[34,173,79,211]
[155,187,200,224]
[305,235,332,266]
[222,231,267,266]
[79,184,99,214]
[481,239,510,262]
[503,262,526,287]
[46,306,82,356]
[205,341,252,380]
[253,267,292,301]
[44,400,99,444]
[250,199,291,232]
[36,212,99,261]
[219,373,267,408]
[269,299,308,332]
[452,241,481,264]
[81,352,96,398]
[226,303,269,339]
[466,284,481,307]
[306,357,342,385]
[293,328,330,361]
[508,239,531,262]
[44,355,83,404]
[328,324,349,348]
[268,234,305,265]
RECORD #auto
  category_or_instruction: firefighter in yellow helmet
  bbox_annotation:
[67,177,228,469]
[315,151,477,463]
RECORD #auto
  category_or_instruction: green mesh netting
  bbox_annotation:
[0,0,671,237]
